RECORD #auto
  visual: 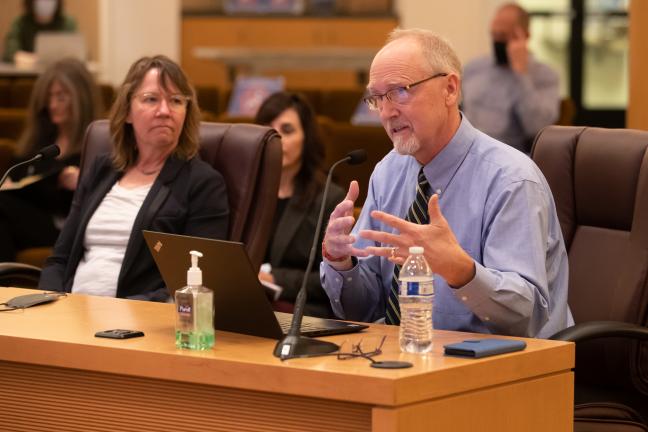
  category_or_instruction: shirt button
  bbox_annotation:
[346,277,353,282]
[336,278,341,283]
[335,299,340,303]
[461,295,468,301]
[435,188,442,195]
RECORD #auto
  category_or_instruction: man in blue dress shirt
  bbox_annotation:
[320,28,573,338]
[462,3,560,153]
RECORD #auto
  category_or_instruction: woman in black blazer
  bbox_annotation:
[0,58,103,262]
[255,92,344,318]
[39,55,229,301]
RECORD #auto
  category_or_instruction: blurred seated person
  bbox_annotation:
[254,92,344,318]
[0,58,102,262]
[462,3,559,153]
[39,55,229,301]
[3,0,77,64]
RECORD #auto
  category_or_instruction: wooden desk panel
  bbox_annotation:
[0,288,574,431]
[0,360,371,432]
[374,373,573,432]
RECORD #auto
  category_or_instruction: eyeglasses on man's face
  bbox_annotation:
[133,92,191,112]
[363,72,449,111]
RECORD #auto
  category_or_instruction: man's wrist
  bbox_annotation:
[446,250,477,288]
[328,257,354,271]
[322,241,348,262]
[322,242,354,271]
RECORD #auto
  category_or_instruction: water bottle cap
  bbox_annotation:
[409,246,424,254]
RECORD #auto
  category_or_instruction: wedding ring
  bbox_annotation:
[390,247,396,259]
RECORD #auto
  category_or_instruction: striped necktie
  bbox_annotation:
[385,167,431,325]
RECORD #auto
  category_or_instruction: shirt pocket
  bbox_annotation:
[478,100,511,137]
[468,93,512,138]
[150,205,186,232]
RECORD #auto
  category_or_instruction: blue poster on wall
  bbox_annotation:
[224,0,305,14]
[351,97,382,126]
[227,76,286,117]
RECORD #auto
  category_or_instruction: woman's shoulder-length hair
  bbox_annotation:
[109,55,200,171]
[17,57,102,157]
[254,91,326,206]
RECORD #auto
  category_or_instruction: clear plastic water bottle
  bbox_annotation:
[399,246,434,354]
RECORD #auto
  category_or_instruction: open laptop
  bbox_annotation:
[34,32,86,68]
[143,231,367,340]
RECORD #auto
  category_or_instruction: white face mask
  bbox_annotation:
[34,0,58,23]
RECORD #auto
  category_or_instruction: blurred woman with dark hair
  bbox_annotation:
[39,55,229,301]
[0,58,102,262]
[255,91,344,318]
[3,0,77,63]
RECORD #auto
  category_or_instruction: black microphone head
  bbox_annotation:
[38,144,61,160]
[346,149,367,165]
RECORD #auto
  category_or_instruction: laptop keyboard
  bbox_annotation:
[273,311,367,337]
[277,314,330,333]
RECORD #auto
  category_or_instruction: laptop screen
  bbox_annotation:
[143,231,368,340]
[34,32,86,68]
[143,230,287,339]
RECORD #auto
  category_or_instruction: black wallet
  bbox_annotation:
[95,329,145,339]
[443,338,526,358]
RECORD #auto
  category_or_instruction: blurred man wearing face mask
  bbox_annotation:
[3,0,77,63]
[462,3,559,154]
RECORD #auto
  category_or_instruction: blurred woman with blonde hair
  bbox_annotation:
[0,57,102,262]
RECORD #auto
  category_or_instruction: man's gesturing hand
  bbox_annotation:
[322,181,368,270]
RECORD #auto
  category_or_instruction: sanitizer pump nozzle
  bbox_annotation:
[187,250,203,286]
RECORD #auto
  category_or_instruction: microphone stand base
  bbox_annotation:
[273,335,339,360]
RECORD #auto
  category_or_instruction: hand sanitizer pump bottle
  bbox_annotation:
[175,250,215,350]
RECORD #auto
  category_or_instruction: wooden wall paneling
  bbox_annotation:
[181,17,397,89]
[628,0,648,130]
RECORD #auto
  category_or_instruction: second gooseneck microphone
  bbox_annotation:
[273,149,367,360]
[0,144,61,189]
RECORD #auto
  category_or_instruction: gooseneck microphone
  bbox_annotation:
[0,144,61,189]
[274,149,367,360]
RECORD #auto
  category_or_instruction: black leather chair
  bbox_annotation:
[79,119,282,271]
[532,126,648,432]
[0,262,41,288]
[1,119,282,288]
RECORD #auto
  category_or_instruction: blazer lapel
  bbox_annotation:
[116,157,183,291]
[270,193,313,266]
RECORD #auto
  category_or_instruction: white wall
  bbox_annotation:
[395,0,507,67]
[99,0,180,86]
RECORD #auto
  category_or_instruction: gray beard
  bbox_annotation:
[393,134,421,156]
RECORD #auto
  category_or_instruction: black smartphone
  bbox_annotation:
[95,329,145,339]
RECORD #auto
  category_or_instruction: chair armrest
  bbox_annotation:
[550,321,648,343]
[0,262,42,288]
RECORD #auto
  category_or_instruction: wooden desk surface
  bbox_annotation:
[0,287,573,408]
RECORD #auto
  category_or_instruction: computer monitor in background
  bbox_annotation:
[34,32,86,68]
